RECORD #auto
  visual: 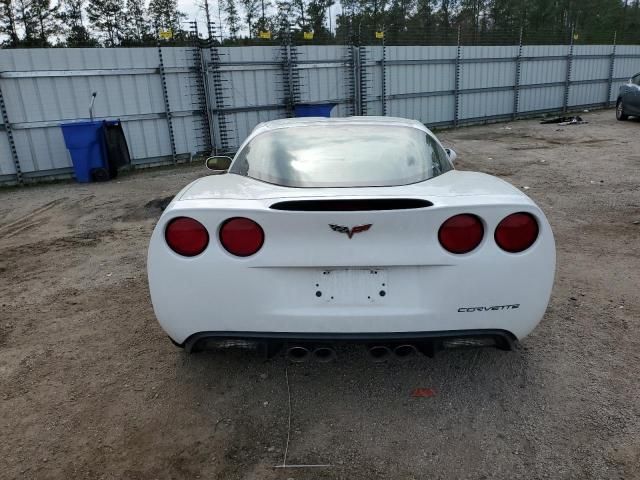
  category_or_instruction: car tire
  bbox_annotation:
[616,99,629,121]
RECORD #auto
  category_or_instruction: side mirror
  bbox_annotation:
[444,148,457,163]
[205,156,232,172]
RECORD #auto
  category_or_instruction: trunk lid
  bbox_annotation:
[168,172,536,268]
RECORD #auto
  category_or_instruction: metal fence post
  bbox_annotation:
[156,31,177,164]
[606,31,617,107]
[563,28,575,114]
[346,41,357,116]
[188,22,214,155]
[207,20,231,153]
[345,18,362,116]
[357,45,366,115]
[0,78,22,184]
[380,28,387,116]
[513,27,523,120]
[279,15,300,118]
[454,25,461,127]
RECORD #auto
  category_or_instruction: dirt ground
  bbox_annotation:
[1,109,639,480]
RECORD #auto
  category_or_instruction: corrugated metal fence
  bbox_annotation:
[1,43,639,185]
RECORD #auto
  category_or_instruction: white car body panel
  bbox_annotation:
[147,117,556,346]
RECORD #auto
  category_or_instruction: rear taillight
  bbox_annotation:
[165,217,209,257]
[219,217,264,257]
[495,212,539,253]
[438,214,484,254]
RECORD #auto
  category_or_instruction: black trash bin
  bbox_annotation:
[103,120,131,179]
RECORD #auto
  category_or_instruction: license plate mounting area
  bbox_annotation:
[313,268,388,305]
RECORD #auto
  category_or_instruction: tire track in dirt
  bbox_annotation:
[0,197,68,240]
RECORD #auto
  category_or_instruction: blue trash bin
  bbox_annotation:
[60,120,109,183]
[294,103,336,118]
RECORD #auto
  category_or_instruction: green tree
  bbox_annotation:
[59,0,98,46]
[306,0,333,35]
[86,0,124,46]
[239,0,260,36]
[488,0,526,32]
[222,0,240,38]
[405,0,436,42]
[122,0,148,43]
[436,0,457,34]
[294,0,316,29]
[14,0,37,44]
[148,0,183,34]
[457,0,488,32]
[31,0,59,44]
[0,0,20,46]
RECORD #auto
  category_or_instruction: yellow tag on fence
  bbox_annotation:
[159,29,173,39]
[303,31,314,40]
[259,30,271,39]
[375,31,384,39]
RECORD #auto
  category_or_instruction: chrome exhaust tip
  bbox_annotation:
[367,345,392,362]
[393,344,417,358]
[286,345,311,363]
[313,346,337,363]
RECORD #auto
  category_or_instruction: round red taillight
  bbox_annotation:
[495,212,539,253]
[438,214,484,254]
[219,217,264,257]
[165,217,209,257]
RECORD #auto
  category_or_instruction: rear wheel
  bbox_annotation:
[616,99,629,121]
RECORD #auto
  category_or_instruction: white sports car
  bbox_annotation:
[147,117,555,360]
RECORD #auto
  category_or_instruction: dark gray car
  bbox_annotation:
[616,72,640,120]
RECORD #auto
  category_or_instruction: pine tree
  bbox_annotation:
[13,0,59,46]
[14,0,37,44]
[148,0,183,35]
[86,0,124,46]
[0,0,20,46]
[306,0,333,35]
[458,0,487,33]
[58,0,97,46]
[222,0,240,39]
[406,0,436,41]
[31,0,59,45]
[254,4,277,35]
[436,0,457,34]
[239,0,259,36]
[290,0,307,28]
[123,0,148,43]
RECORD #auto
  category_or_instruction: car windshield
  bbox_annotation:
[229,124,452,188]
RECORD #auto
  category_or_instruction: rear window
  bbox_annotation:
[229,124,452,188]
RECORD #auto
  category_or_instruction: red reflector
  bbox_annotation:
[495,212,539,253]
[165,217,209,257]
[219,217,264,257]
[438,214,484,254]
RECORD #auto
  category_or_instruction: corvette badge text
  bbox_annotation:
[458,304,520,312]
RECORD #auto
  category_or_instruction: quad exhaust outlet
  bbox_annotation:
[286,345,311,363]
[286,345,338,363]
[393,344,418,358]
[367,345,393,361]
[368,344,419,361]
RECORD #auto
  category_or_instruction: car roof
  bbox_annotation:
[251,116,428,135]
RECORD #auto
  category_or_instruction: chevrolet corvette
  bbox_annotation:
[147,117,556,360]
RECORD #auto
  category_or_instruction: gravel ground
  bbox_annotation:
[1,109,639,480]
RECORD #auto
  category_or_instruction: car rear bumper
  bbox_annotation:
[148,200,556,346]
[180,329,518,354]
[149,261,554,344]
